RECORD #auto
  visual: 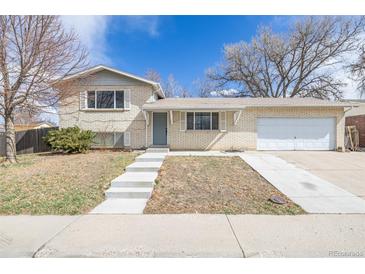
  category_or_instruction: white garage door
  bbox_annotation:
[257,117,336,151]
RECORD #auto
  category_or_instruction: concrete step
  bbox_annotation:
[106,187,153,199]
[126,161,163,172]
[111,180,154,188]
[90,198,148,214]
[135,153,166,162]
[111,172,158,188]
[146,147,170,153]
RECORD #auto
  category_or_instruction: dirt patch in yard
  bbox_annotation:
[144,156,305,215]
[0,151,136,215]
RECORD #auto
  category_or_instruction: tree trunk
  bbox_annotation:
[5,114,17,163]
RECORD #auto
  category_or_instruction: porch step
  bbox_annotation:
[111,172,157,188]
[146,147,170,153]
[90,198,148,214]
[126,161,163,172]
[112,171,158,184]
[135,153,166,162]
[106,187,153,199]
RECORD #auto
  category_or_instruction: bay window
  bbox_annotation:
[87,90,125,109]
[186,112,219,130]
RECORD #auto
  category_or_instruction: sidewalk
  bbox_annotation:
[1,214,363,258]
[0,216,78,257]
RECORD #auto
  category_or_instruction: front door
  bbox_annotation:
[153,112,167,145]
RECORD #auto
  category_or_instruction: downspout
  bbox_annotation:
[144,110,148,148]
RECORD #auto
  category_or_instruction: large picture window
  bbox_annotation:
[186,112,219,130]
[87,90,124,109]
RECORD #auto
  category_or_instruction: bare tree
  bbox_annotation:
[208,16,365,99]
[163,74,183,98]
[179,87,191,98]
[0,16,87,163]
[145,68,161,82]
[350,46,365,97]
[193,77,217,97]
[13,110,42,125]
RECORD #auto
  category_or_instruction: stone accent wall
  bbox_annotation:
[147,107,345,151]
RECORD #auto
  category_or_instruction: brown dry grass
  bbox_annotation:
[144,156,305,215]
[0,151,136,215]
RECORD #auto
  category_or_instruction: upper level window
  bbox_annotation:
[87,90,124,109]
[186,112,219,130]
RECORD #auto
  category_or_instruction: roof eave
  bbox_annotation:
[142,104,351,111]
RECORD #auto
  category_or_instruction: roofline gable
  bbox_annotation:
[61,65,165,98]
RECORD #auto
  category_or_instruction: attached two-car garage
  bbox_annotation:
[256,117,336,151]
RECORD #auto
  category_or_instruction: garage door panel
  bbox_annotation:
[257,118,336,151]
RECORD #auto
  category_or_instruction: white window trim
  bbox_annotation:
[186,111,219,131]
[86,89,126,110]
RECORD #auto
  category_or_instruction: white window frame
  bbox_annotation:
[86,90,125,110]
[186,111,219,131]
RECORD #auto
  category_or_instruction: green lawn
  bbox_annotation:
[0,151,136,215]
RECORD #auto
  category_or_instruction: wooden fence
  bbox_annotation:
[0,127,58,156]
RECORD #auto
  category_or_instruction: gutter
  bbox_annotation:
[142,105,355,112]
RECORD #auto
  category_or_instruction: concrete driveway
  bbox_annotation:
[272,151,365,199]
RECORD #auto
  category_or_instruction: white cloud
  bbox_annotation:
[210,89,240,97]
[119,16,160,37]
[61,16,111,65]
[334,67,361,99]
[331,49,364,100]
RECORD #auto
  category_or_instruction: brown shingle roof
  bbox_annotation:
[143,97,355,111]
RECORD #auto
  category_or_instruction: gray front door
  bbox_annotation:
[153,112,167,145]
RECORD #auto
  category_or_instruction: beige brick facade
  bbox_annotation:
[146,107,345,151]
[59,69,346,151]
[59,84,154,149]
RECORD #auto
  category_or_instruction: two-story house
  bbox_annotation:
[59,65,354,151]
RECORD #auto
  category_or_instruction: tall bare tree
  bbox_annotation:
[145,68,161,82]
[208,16,365,99]
[179,87,191,98]
[350,46,365,97]
[193,77,217,97]
[0,16,87,163]
[163,74,183,98]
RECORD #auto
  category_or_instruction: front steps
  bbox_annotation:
[126,161,163,172]
[135,153,166,162]
[91,148,169,214]
[91,199,148,214]
[146,147,170,153]
[111,172,157,188]
[106,187,153,199]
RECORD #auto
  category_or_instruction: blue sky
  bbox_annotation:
[63,16,293,96]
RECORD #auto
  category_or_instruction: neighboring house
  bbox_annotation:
[343,99,365,147]
[59,65,354,151]
[14,122,55,132]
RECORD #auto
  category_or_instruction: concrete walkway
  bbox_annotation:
[240,153,365,214]
[168,151,242,157]
[91,148,168,214]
